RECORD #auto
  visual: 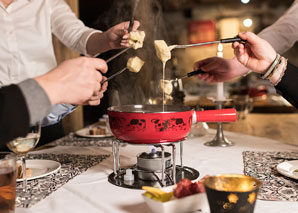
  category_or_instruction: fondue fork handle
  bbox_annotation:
[220,37,246,43]
[128,0,140,32]
[183,69,206,79]
[174,69,206,82]
[101,67,127,84]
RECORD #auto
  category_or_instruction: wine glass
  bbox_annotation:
[6,122,41,207]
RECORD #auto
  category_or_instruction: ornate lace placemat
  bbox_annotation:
[49,133,114,147]
[243,151,298,201]
[16,153,110,208]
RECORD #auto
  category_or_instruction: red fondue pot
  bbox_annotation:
[108,105,237,144]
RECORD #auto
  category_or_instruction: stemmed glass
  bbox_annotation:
[6,122,41,206]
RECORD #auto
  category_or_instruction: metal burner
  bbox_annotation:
[108,139,200,190]
[108,166,199,189]
[137,150,172,181]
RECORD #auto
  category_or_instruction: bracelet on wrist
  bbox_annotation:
[268,56,287,86]
[260,54,280,79]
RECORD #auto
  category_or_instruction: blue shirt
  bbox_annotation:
[41,104,77,127]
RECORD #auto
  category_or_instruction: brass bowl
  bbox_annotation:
[203,174,261,213]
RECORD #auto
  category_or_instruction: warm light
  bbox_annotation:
[241,0,250,4]
[243,18,253,27]
[217,43,223,52]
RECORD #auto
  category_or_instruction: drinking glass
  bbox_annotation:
[204,174,261,213]
[0,152,17,213]
[232,95,254,120]
[6,122,41,206]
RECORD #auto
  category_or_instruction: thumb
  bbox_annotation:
[238,32,263,46]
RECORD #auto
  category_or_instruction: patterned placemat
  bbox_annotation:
[49,133,114,147]
[16,153,110,208]
[243,151,298,201]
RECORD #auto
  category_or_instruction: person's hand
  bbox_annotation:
[233,32,277,74]
[35,57,108,105]
[193,57,249,83]
[83,77,108,106]
[86,21,140,56]
[104,21,140,49]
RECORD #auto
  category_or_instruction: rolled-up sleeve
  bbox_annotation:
[50,0,102,56]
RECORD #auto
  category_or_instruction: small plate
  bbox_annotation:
[276,160,298,180]
[142,186,209,213]
[17,159,61,182]
[75,126,113,138]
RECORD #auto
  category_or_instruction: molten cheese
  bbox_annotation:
[154,40,171,63]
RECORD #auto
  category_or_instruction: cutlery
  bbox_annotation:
[279,176,298,189]
[105,47,132,63]
[272,157,298,161]
[93,0,139,62]
[172,69,206,82]
[169,37,246,50]
[128,0,140,32]
[101,67,127,84]
[160,70,206,95]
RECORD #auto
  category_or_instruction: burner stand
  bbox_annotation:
[108,139,200,189]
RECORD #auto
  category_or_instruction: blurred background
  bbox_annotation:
[55,0,298,145]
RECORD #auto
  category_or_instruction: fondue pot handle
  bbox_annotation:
[196,108,237,123]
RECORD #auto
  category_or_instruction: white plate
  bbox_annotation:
[17,159,61,182]
[142,186,209,213]
[75,126,113,138]
[276,160,298,180]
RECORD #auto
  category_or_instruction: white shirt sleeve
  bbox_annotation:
[49,0,102,56]
[258,0,298,54]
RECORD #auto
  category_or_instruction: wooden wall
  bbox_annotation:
[53,0,84,133]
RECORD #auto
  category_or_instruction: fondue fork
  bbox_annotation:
[92,47,131,62]
[94,1,140,61]
[105,47,132,63]
[171,69,206,82]
[169,37,246,50]
[101,67,127,84]
[128,0,140,32]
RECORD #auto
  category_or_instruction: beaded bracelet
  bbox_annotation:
[260,54,280,79]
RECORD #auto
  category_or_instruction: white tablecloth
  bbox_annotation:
[16,129,298,213]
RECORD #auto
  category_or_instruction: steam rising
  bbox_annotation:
[95,0,171,106]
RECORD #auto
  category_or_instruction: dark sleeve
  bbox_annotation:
[275,62,298,109]
[0,85,30,147]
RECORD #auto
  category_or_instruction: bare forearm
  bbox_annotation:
[86,32,111,56]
